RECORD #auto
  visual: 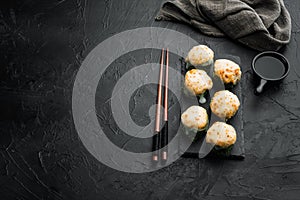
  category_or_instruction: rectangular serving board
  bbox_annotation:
[179,55,245,160]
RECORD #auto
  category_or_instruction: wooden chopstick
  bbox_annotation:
[161,48,169,161]
[164,48,169,122]
[152,48,169,162]
[152,48,165,161]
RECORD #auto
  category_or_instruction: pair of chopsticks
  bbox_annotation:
[152,48,169,162]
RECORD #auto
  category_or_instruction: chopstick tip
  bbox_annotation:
[162,152,167,160]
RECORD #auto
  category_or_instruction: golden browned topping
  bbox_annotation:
[206,122,237,148]
[185,69,213,95]
[181,106,208,130]
[214,59,242,85]
[185,45,214,66]
[210,90,240,119]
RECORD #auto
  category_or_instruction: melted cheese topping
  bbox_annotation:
[186,45,214,66]
[185,69,213,95]
[214,59,242,85]
[206,122,237,148]
[210,90,240,119]
[181,106,208,130]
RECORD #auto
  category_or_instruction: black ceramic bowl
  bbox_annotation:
[252,51,290,94]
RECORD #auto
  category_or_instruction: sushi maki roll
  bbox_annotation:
[214,59,242,85]
[206,122,237,149]
[184,69,213,104]
[185,45,214,70]
[181,105,209,140]
[210,90,240,120]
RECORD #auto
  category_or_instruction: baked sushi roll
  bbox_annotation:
[206,122,237,148]
[210,90,240,119]
[184,69,213,103]
[181,105,209,140]
[185,45,214,69]
[214,59,242,85]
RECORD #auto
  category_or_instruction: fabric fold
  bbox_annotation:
[156,0,291,51]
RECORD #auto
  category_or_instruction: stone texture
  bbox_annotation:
[0,0,300,199]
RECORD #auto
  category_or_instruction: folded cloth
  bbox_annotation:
[155,0,291,51]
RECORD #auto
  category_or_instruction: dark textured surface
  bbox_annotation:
[1,0,300,199]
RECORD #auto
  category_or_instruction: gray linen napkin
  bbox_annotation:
[156,0,291,51]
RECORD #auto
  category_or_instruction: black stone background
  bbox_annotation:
[1,0,300,199]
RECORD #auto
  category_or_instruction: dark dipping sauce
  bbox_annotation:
[254,56,286,79]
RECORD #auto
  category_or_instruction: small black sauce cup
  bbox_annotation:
[252,51,290,94]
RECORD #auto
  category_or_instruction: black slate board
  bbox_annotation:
[179,55,245,160]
